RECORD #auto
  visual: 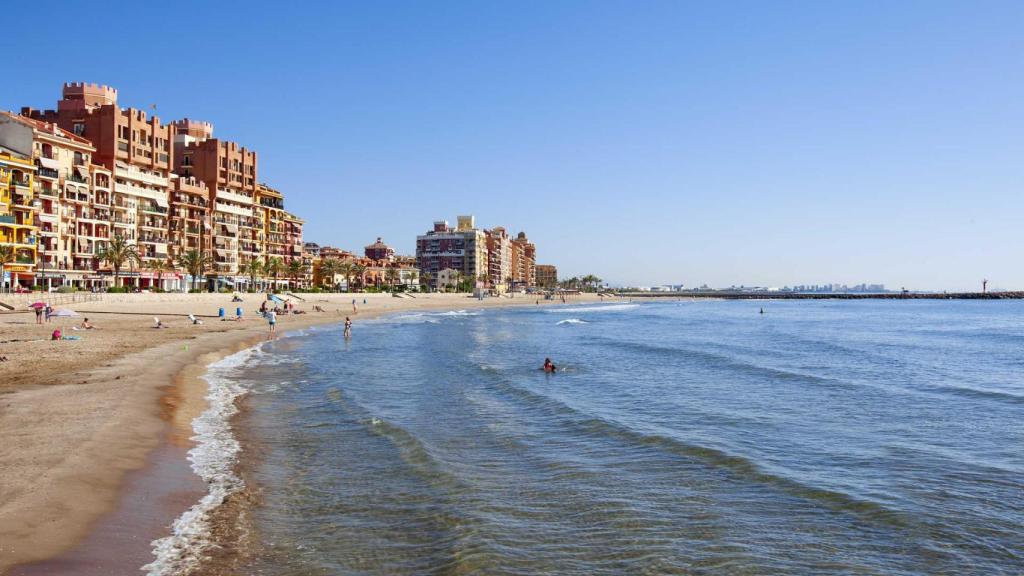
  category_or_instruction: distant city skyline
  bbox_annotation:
[5,1,1022,291]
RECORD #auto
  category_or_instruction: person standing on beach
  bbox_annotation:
[45,304,53,323]
[268,309,277,333]
[352,300,357,314]
[34,305,43,325]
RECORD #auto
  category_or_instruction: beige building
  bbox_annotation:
[0,111,114,289]
[485,226,512,292]
[173,118,258,283]
[8,83,304,291]
[536,264,557,289]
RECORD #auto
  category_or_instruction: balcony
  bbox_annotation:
[37,167,59,179]
[214,201,251,217]
[10,177,30,188]
[114,181,168,202]
[69,174,88,184]
[141,205,169,214]
[115,165,168,188]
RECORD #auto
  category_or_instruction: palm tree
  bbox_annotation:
[148,258,174,291]
[384,267,400,291]
[265,257,284,291]
[0,245,14,291]
[352,263,367,290]
[243,259,263,292]
[419,271,431,293]
[286,259,304,290]
[98,235,140,288]
[318,258,340,290]
[338,262,354,291]
[177,249,212,292]
[408,271,419,292]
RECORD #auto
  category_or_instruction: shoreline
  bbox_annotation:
[0,292,606,575]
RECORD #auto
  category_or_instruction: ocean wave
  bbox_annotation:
[545,304,639,314]
[143,346,262,575]
[387,309,481,324]
[557,318,588,325]
[483,374,911,528]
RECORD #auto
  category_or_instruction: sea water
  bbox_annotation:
[157,300,1024,575]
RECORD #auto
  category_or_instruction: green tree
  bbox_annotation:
[385,267,400,291]
[352,263,367,290]
[265,257,284,290]
[98,236,140,288]
[149,258,175,290]
[286,259,304,290]
[337,262,353,292]
[419,271,431,293]
[0,245,14,291]
[318,258,340,290]
[177,249,212,291]
[243,259,263,291]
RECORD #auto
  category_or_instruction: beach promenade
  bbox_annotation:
[0,291,603,574]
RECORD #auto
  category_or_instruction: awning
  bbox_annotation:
[75,166,89,178]
[153,197,169,208]
[38,157,60,170]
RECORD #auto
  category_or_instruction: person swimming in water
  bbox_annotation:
[542,358,557,373]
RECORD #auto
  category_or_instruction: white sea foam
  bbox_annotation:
[557,318,588,325]
[545,304,640,314]
[387,309,480,324]
[143,345,263,575]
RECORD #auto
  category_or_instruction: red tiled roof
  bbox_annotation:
[1,110,93,146]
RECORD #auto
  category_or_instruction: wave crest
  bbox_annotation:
[143,346,261,575]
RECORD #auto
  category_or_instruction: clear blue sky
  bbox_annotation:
[4,1,1022,290]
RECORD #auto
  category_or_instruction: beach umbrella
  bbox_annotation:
[50,308,79,337]
[28,301,46,308]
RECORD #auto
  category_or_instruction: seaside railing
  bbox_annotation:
[0,291,104,309]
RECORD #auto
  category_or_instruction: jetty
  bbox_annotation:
[616,291,1024,300]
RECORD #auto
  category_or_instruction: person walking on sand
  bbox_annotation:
[268,309,277,334]
[352,301,358,314]
[344,316,352,339]
[34,305,44,325]
[45,304,53,323]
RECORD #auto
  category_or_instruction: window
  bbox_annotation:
[73,123,85,136]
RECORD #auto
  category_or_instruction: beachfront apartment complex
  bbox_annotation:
[535,264,558,289]
[0,82,304,291]
[0,151,37,286]
[416,215,538,292]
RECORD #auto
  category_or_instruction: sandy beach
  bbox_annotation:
[0,291,604,574]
